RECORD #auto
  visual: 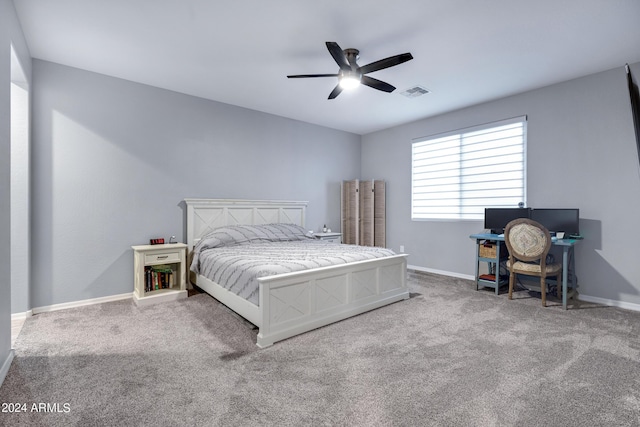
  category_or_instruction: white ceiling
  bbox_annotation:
[13,0,640,135]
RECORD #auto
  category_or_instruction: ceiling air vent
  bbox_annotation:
[400,85,430,98]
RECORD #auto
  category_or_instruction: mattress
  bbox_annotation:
[190,224,396,306]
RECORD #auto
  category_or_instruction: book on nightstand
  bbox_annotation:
[144,265,174,291]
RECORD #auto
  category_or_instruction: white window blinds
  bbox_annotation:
[411,116,527,220]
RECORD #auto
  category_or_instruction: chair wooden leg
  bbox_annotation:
[508,272,514,300]
[540,276,546,307]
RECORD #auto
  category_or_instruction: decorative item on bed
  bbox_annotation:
[185,198,409,348]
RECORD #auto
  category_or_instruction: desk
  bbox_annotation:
[470,233,579,310]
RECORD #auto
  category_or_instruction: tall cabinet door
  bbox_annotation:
[359,180,375,246]
[373,180,386,248]
[341,179,359,245]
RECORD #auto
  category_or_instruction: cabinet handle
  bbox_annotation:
[157,255,168,259]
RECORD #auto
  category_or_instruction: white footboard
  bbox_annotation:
[256,254,409,348]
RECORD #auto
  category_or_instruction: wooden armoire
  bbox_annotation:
[340,179,386,247]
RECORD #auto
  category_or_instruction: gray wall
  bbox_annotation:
[30,59,361,308]
[362,62,640,306]
[1,0,31,381]
[19,47,640,312]
[10,57,30,314]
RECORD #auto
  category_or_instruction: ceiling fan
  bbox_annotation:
[287,41,413,99]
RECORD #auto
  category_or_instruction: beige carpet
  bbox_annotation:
[1,272,639,426]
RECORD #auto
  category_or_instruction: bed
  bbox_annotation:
[185,198,409,347]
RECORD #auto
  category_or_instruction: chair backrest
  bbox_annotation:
[504,218,552,263]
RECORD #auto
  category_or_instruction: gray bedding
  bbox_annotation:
[190,224,396,305]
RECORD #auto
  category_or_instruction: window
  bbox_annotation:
[411,116,527,220]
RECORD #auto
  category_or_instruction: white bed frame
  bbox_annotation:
[185,198,409,348]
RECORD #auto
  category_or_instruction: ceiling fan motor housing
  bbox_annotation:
[343,48,360,68]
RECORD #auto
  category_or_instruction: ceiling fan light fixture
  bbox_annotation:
[339,71,361,90]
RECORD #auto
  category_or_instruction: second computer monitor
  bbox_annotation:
[530,208,580,235]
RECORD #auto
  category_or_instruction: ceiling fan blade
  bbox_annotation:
[361,75,396,93]
[326,41,351,71]
[328,84,343,99]
[359,53,413,75]
[287,74,339,78]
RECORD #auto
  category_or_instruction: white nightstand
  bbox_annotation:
[314,232,342,243]
[132,243,188,306]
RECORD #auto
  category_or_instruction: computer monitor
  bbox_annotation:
[530,208,580,236]
[484,208,531,234]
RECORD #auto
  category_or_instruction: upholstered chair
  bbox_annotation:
[504,218,562,307]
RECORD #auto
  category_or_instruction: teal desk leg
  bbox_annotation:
[570,247,577,294]
[475,239,480,291]
[494,241,501,295]
[562,246,569,310]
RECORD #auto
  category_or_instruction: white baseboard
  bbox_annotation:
[408,264,475,281]
[0,349,15,389]
[578,294,640,313]
[11,310,33,321]
[31,293,133,315]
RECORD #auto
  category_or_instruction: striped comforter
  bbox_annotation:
[190,224,395,306]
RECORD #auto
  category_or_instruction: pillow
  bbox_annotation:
[197,225,268,248]
[198,223,312,247]
[261,223,314,242]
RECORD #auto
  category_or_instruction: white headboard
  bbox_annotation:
[185,198,308,249]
